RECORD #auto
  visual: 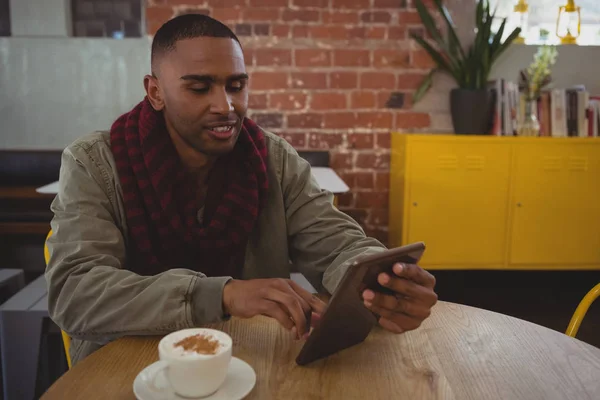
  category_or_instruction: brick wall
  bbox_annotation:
[146,0,442,245]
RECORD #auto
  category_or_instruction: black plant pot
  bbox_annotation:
[450,88,495,135]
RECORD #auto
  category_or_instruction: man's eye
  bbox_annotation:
[190,87,209,93]
[227,81,247,92]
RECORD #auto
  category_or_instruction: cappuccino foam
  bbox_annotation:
[161,329,230,359]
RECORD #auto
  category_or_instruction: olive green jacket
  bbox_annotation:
[46,129,385,365]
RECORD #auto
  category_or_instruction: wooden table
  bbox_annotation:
[41,301,600,399]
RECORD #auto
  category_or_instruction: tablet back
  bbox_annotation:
[295,242,426,365]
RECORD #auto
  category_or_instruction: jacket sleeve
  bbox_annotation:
[45,144,230,343]
[280,141,387,294]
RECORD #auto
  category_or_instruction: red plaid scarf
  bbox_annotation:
[110,98,268,277]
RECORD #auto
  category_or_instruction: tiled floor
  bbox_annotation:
[433,270,600,348]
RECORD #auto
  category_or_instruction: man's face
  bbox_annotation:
[147,37,248,157]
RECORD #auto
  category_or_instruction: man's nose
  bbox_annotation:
[209,86,234,114]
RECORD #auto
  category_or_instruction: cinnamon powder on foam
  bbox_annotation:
[174,334,221,355]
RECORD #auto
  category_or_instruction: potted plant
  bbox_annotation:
[411,0,521,134]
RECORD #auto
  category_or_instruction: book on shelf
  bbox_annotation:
[487,79,599,137]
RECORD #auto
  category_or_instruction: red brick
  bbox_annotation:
[322,11,359,24]
[373,49,410,68]
[360,72,396,89]
[243,48,254,66]
[272,24,290,38]
[343,208,368,226]
[368,209,389,227]
[252,112,284,128]
[398,11,422,24]
[324,112,357,129]
[248,93,268,109]
[282,9,320,22]
[288,113,323,128]
[388,26,407,39]
[280,133,307,148]
[309,26,349,40]
[334,49,370,67]
[356,192,388,208]
[249,0,287,6]
[376,132,391,149]
[292,25,309,38]
[308,133,344,149]
[292,0,329,6]
[347,133,375,149]
[330,72,358,89]
[250,72,288,90]
[243,8,280,21]
[356,112,394,128]
[374,0,407,7]
[295,49,332,67]
[364,228,388,246]
[355,171,375,188]
[356,152,390,169]
[361,11,392,23]
[366,26,386,39]
[310,93,347,110]
[269,92,307,110]
[291,72,327,89]
[174,7,210,17]
[396,112,431,129]
[164,0,209,4]
[147,20,164,36]
[255,49,292,66]
[348,27,366,38]
[337,193,354,208]
[208,0,248,7]
[411,50,436,68]
[332,0,371,9]
[330,152,353,169]
[336,171,356,187]
[397,73,427,90]
[375,172,390,191]
[351,91,377,109]
[211,8,242,22]
[146,6,173,22]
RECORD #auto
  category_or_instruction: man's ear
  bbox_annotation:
[144,74,165,111]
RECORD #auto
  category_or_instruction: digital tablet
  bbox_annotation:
[295,242,426,365]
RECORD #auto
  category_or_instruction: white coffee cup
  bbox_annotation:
[149,328,233,398]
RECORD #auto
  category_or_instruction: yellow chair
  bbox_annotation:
[565,283,600,338]
[44,230,72,369]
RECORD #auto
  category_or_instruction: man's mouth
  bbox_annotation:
[206,124,236,140]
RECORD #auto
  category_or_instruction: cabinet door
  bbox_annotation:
[407,141,511,266]
[510,143,600,265]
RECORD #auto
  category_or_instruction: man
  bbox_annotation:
[46,14,437,366]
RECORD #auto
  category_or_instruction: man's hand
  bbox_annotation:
[222,278,326,339]
[362,263,437,334]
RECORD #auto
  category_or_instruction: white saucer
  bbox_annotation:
[133,357,256,400]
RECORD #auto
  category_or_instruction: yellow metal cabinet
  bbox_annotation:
[510,142,600,268]
[389,133,600,270]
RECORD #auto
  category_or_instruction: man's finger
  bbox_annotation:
[264,288,308,337]
[392,263,436,288]
[378,274,438,306]
[365,291,432,320]
[287,279,327,314]
[380,313,422,333]
[260,300,295,332]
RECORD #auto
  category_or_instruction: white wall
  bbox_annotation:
[490,44,600,96]
[0,38,150,149]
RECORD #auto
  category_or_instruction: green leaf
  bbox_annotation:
[413,69,437,104]
[410,33,460,80]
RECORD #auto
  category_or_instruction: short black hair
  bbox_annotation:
[151,14,241,73]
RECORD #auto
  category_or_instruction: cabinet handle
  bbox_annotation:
[413,202,418,206]
[517,202,522,207]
